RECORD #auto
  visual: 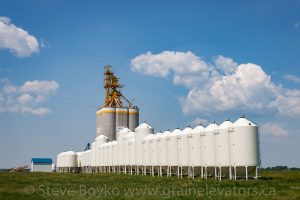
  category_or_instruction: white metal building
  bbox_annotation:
[31,158,53,172]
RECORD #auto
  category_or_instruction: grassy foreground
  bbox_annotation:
[0,170,299,199]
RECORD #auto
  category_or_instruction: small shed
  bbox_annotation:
[31,158,53,172]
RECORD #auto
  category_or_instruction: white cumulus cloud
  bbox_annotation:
[261,123,289,137]
[131,51,300,117]
[0,92,5,112]
[21,107,52,116]
[0,79,59,115]
[17,93,34,105]
[0,16,39,57]
[2,79,17,94]
[269,89,300,116]
[214,55,237,74]
[131,51,212,88]
[21,80,59,94]
[284,74,300,83]
[183,63,279,112]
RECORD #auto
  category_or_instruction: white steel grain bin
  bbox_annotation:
[98,143,103,167]
[158,131,169,167]
[215,120,232,167]
[150,133,159,167]
[77,151,83,168]
[167,129,181,167]
[188,125,204,167]
[112,141,118,167]
[135,123,154,166]
[86,150,91,167]
[124,131,135,167]
[96,134,109,143]
[102,143,107,167]
[107,142,113,167]
[117,128,131,166]
[178,127,192,167]
[56,152,64,169]
[230,117,259,178]
[143,134,154,167]
[64,151,77,168]
[82,150,91,168]
[202,123,218,177]
[154,132,162,164]
[128,138,135,167]
[56,152,61,168]
[123,134,128,167]
[105,143,110,167]
[81,151,86,167]
[95,135,109,166]
[91,142,96,167]
[215,120,233,179]
[125,132,135,166]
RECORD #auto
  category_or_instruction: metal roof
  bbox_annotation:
[31,158,52,164]
[136,122,153,130]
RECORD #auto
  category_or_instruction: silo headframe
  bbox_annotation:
[103,65,135,108]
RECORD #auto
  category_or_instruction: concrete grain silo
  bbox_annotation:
[96,65,139,141]
[116,108,128,130]
[128,108,139,131]
[96,107,116,141]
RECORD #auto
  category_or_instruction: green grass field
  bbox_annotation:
[0,170,299,199]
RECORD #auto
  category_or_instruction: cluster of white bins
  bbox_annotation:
[57,117,260,180]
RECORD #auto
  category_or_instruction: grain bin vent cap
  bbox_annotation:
[192,125,205,133]
[135,122,153,130]
[96,135,108,141]
[182,127,193,134]
[119,127,131,133]
[205,123,219,131]
[219,120,233,129]
[171,128,181,135]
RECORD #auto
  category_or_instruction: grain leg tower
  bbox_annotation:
[96,65,139,141]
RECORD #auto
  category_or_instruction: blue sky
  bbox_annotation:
[0,0,300,168]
